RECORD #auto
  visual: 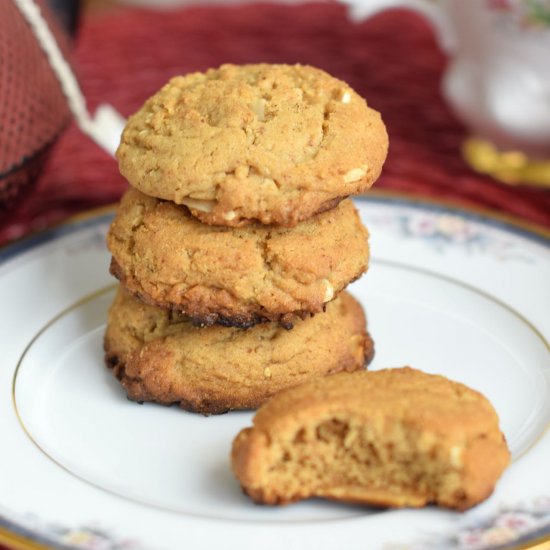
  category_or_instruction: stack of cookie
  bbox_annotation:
[104,64,388,414]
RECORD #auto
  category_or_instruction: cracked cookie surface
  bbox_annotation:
[104,286,373,415]
[232,367,510,510]
[106,188,369,327]
[116,63,388,227]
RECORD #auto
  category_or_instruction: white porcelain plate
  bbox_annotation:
[1,195,549,550]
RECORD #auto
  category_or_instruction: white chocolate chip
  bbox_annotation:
[262,177,278,188]
[343,167,366,183]
[341,90,351,104]
[223,210,236,221]
[322,279,334,302]
[251,98,267,121]
[264,367,272,378]
[180,197,216,213]
[450,446,463,468]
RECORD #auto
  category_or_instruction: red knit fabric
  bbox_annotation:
[0,0,71,209]
[0,2,549,244]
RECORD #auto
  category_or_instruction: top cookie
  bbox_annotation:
[116,63,388,227]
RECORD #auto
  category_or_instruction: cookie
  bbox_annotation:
[106,188,369,328]
[116,63,388,227]
[231,367,510,510]
[104,286,374,415]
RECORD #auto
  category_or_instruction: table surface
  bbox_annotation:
[1,2,549,549]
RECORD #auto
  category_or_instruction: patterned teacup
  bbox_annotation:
[341,0,550,187]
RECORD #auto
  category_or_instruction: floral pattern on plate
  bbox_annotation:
[364,201,541,262]
[1,510,148,550]
[385,496,550,549]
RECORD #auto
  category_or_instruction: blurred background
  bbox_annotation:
[1,0,549,247]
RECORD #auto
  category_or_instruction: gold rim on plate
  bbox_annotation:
[463,137,550,189]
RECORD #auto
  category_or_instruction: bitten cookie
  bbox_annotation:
[104,287,374,415]
[231,368,510,510]
[106,188,369,328]
[116,63,388,227]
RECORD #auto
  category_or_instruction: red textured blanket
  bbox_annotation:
[1,2,549,243]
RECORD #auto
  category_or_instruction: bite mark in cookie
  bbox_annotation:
[231,368,510,510]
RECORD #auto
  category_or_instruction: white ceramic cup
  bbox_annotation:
[342,0,550,159]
